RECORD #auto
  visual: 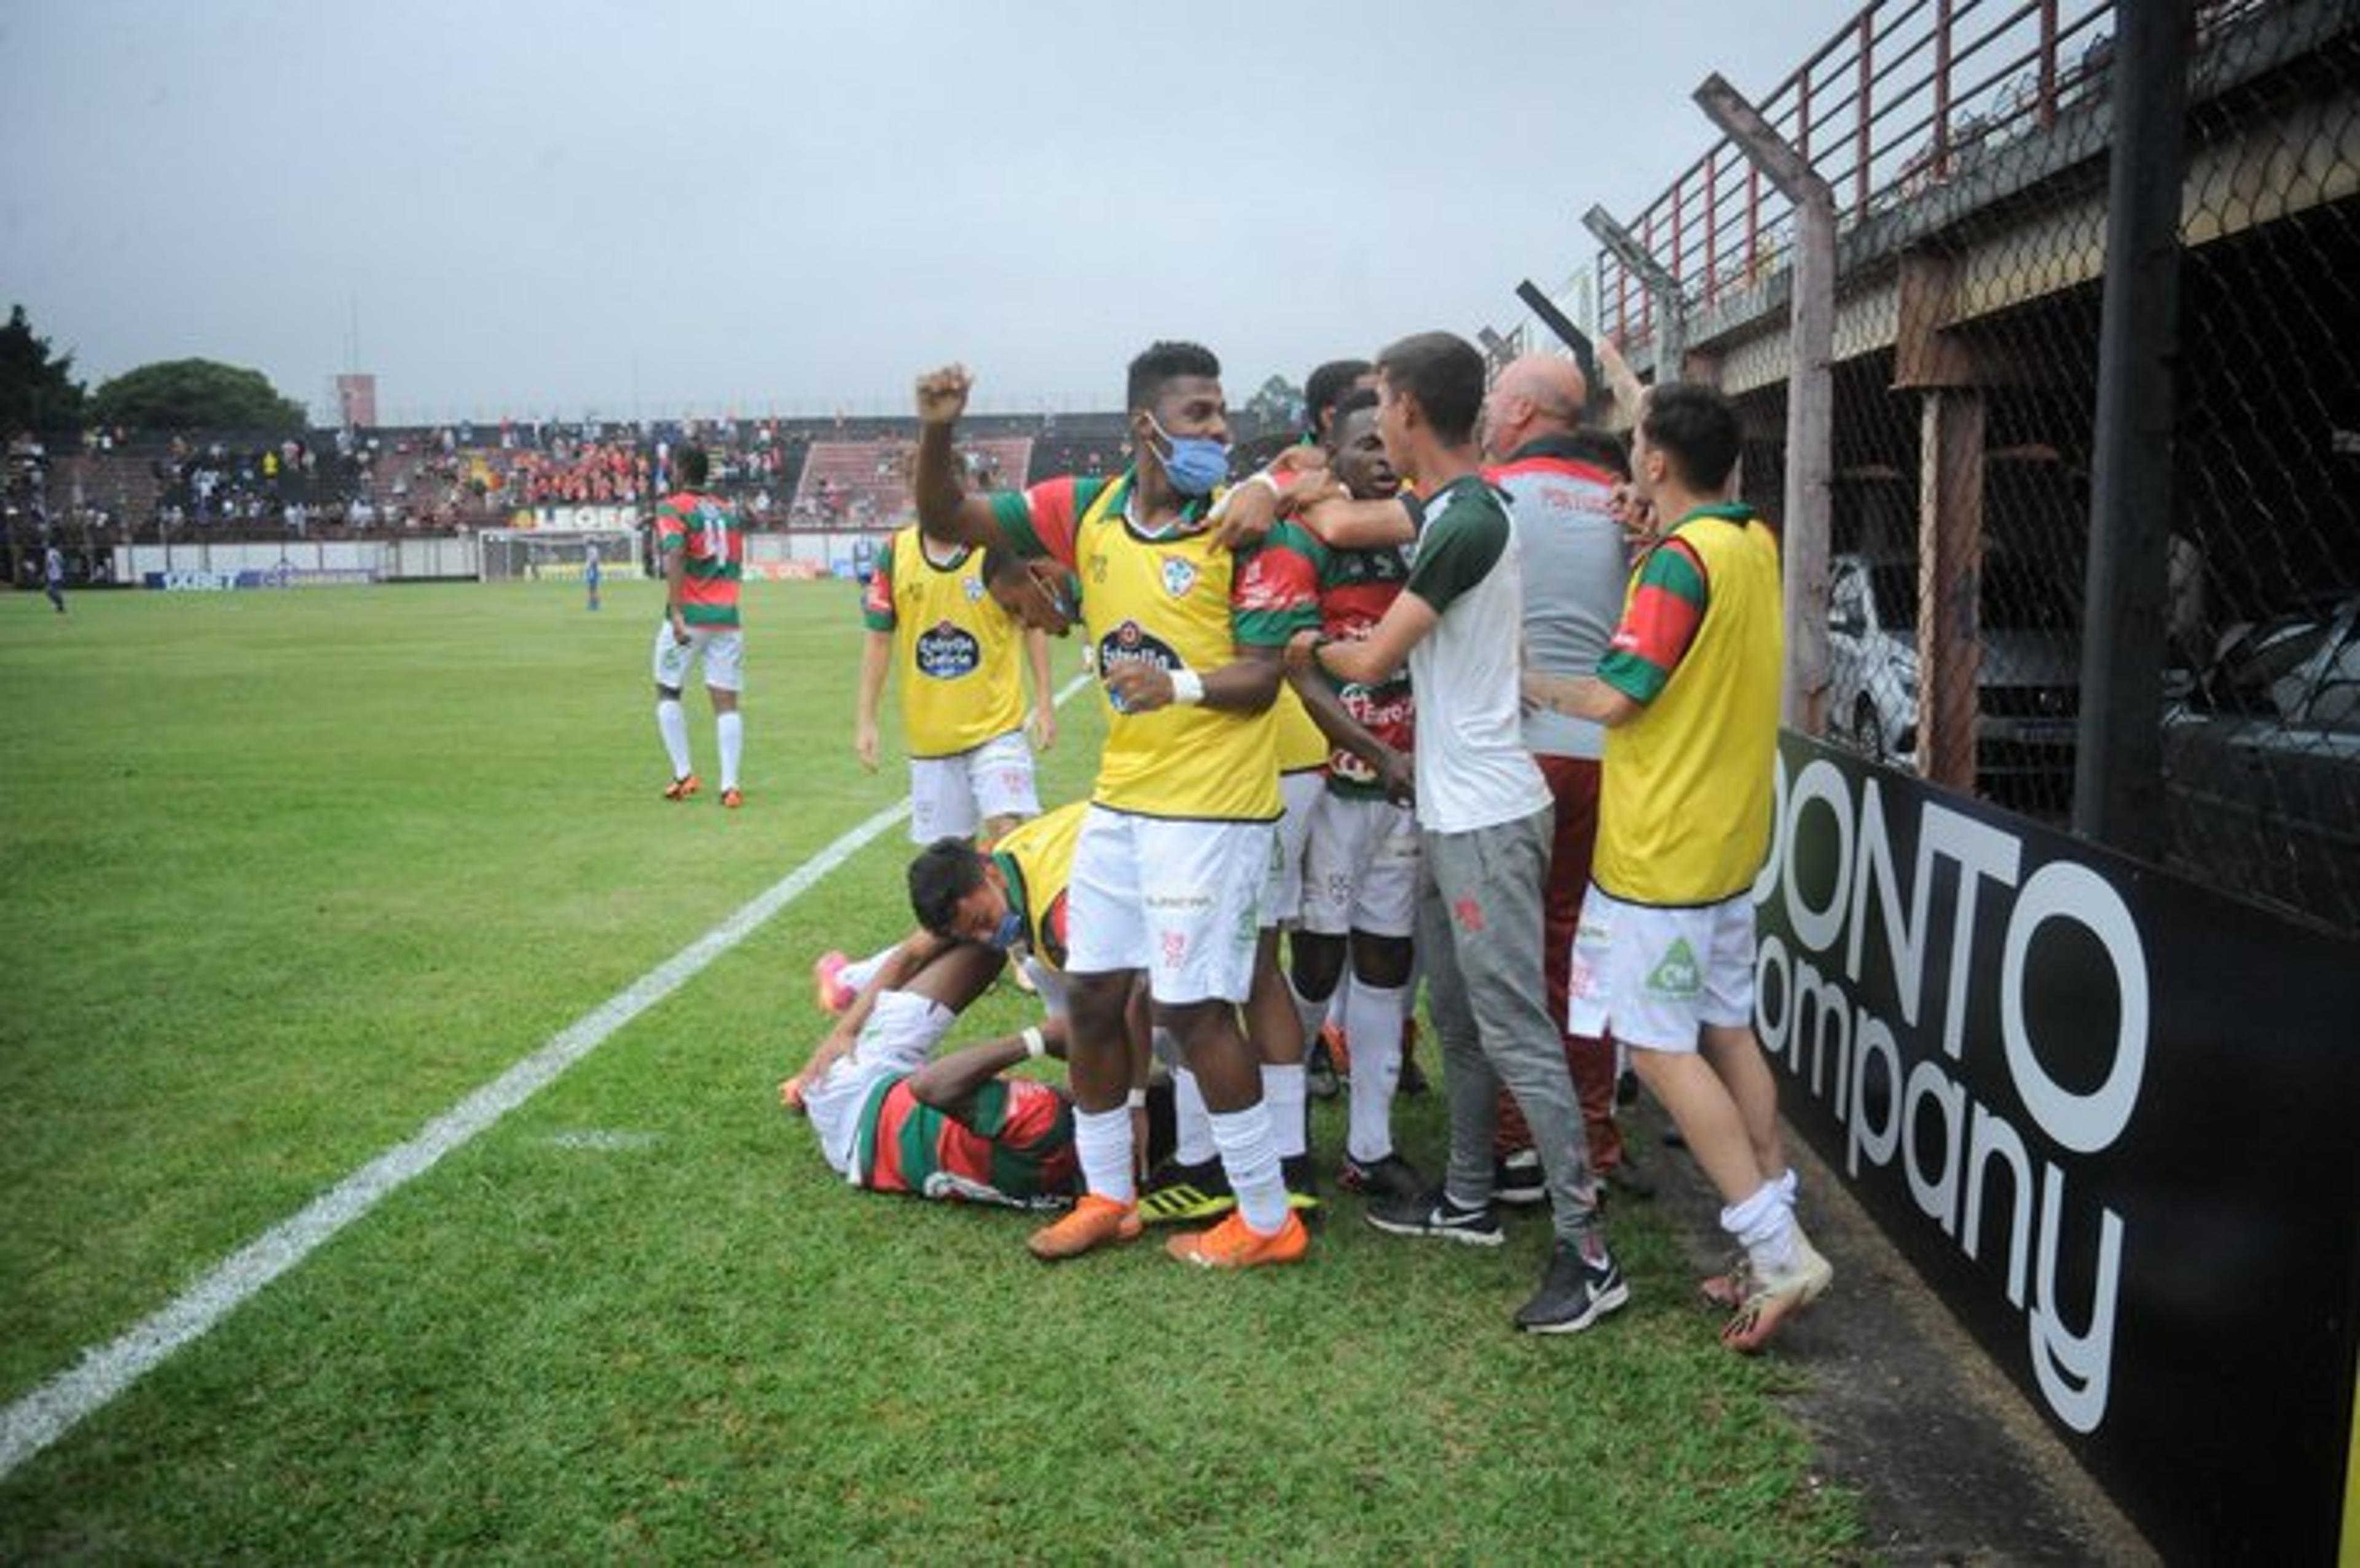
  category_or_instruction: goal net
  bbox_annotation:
[478,530,642,583]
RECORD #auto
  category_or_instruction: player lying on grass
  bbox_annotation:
[781,930,1174,1209]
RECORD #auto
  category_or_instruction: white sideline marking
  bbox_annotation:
[0,667,1097,1480]
[0,799,911,1480]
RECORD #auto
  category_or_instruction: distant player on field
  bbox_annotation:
[650,444,747,808]
[584,542,602,612]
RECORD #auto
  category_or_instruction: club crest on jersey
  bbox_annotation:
[1160,555,1198,598]
[962,576,985,603]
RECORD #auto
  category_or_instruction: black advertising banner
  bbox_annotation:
[1755,735,2360,1562]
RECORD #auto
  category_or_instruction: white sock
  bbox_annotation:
[1343,979,1405,1164]
[1072,1106,1136,1204]
[1721,1176,1801,1275]
[1210,1103,1289,1235]
[716,710,743,791]
[1261,1062,1307,1159]
[1288,976,1331,1053]
[1171,1066,1217,1166]
[656,699,691,778]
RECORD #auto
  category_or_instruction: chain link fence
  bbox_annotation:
[1583,0,2359,935]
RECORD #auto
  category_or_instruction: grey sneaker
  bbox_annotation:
[1516,1237,1630,1334]
[1366,1186,1504,1247]
[1339,1151,1428,1205]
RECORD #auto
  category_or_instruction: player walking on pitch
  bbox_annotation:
[650,444,748,808]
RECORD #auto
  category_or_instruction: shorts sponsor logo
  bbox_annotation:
[1644,936,1701,999]
[916,621,982,679]
[1160,930,1189,970]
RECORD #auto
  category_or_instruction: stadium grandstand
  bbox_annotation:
[2,407,1195,590]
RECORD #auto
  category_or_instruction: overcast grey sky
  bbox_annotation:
[2,1,1863,425]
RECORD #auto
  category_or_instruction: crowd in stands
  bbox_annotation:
[6,407,1155,562]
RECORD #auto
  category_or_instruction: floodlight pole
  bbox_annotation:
[1696,71,1836,735]
[1582,205,1687,380]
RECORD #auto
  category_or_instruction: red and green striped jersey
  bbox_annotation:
[1246,524,1416,798]
[1597,530,1715,704]
[655,489,745,629]
[851,1073,1077,1205]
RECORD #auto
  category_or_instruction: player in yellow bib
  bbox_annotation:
[908,345,1312,1272]
[1524,382,1833,1354]
[857,527,1056,845]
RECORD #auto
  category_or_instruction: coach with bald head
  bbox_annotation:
[1481,354,1641,1196]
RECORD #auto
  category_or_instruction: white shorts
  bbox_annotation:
[1300,793,1422,939]
[1567,885,1755,1053]
[1066,806,1268,1005]
[909,729,1040,844]
[651,620,745,694]
[1260,769,1325,929]
[800,990,954,1176]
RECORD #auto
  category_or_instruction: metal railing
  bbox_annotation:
[1602,0,2133,347]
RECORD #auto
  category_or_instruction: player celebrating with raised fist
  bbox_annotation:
[907,346,1316,1270]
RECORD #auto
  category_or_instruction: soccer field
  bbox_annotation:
[0,578,1857,1561]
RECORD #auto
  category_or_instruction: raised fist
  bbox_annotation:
[914,364,974,426]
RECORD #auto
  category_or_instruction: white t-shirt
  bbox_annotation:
[1402,476,1553,834]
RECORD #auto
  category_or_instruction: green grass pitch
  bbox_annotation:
[0,576,1858,1561]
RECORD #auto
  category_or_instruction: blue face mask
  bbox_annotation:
[1145,413,1232,498]
[988,907,1027,951]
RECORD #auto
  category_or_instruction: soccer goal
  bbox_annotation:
[478,529,642,583]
